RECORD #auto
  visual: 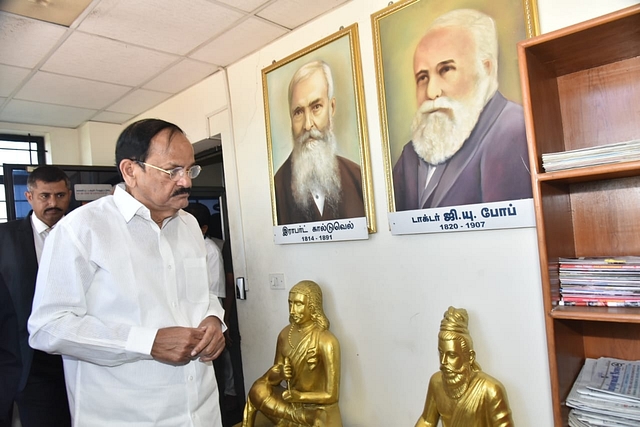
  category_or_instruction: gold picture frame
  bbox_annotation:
[263,24,375,234]
[372,0,540,213]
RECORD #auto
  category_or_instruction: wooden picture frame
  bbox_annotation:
[371,0,539,225]
[263,24,375,243]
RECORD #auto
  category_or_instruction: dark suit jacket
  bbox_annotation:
[393,92,533,211]
[0,273,21,422]
[0,213,64,392]
[274,154,365,225]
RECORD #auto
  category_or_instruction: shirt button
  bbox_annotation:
[168,265,172,270]
[189,375,194,381]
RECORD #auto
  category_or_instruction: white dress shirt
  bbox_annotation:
[28,184,225,427]
[204,237,225,299]
[30,212,51,263]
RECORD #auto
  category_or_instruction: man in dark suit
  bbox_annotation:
[0,165,72,426]
[0,274,20,427]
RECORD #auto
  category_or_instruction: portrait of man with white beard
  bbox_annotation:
[273,60,365,225]
[392,8,532,211]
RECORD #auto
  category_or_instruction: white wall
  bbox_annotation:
[0,121,81,165]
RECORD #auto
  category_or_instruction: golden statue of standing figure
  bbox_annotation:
[415,307,514,427]
[242,280,342,427]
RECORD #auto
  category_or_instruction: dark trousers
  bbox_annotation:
[13,351,71,427]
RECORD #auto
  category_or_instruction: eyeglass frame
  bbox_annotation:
[135,161,201,181]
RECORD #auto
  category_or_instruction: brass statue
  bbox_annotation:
[415,307,514,427]
[242,280,342,427]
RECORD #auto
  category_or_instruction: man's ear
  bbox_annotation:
[330,97,336,116]
[469,349,476,364]
[119,160,137,187]
[24,190,33,204]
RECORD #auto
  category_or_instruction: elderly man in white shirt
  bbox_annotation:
[28,119,226,427]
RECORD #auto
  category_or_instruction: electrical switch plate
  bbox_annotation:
[269,273,285,290]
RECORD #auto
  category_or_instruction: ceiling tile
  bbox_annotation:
[0,65,30,97]
[92,111,136,125]
[143,59,220,94]
[0,0,93,27]
[258,0,349,29]
[106,89,173,115]
[15,72,131,110]
[41,32,178,87]
[215,0,272,13]
[0,12,67,68]
[77,0,245,55]
[190,17,287,67]
[0,99,97,128]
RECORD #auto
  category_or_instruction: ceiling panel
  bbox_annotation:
[0,65,31,98]
[143,59,220,93]
[77,0,245,56]
[41,32,179,87]
[258,0,349,29]
[106,89,174,115]
[0,99,97,128]
[216,0,272,13]
[0,12,67,68]
[190,17,287,67]
[92,110,137,125]
[15,72,131,110]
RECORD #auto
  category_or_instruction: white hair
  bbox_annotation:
[428,9,499,94]
[288,60,334,114]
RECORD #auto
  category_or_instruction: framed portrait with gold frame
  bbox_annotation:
[372,0,540,235]
[263,24,375,244]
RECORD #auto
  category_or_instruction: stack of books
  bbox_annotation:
[567,357,640,426]
[542,139,640,172]
[558,257,640,307]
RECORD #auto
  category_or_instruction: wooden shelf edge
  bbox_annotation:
[550,306,640,323]
[537,160,640,183]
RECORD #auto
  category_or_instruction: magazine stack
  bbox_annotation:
[558,257,640,307]
[567,357,640,426]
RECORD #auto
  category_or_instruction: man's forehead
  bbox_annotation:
[292,71,327,97]
[414,26,474,63]
[31,180,68,191]
[148,129,193,157]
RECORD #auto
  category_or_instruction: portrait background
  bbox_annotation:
[265,31,362,173]
[374,0,531,175]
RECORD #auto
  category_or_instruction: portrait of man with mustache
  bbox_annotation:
[393,9,532,211]
[273,60,365,225]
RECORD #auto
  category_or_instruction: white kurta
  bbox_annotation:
[204,237,225,299]
[28,185,225,427]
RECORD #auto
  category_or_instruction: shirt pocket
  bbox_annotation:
[182,257,209,303]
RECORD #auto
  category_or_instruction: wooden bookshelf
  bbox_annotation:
[517,5,640,426]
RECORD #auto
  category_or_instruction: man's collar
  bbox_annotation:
[30,211,52,234]
[113,183,184,225]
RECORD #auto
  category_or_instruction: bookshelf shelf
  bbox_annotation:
[518,4,640,426]
[550,307,640,324]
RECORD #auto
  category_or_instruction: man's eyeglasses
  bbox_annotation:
[136,161,201,181]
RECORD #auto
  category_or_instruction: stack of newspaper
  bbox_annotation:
[542,139,640,172]
[558,257,640,307]
[567,357,640,426]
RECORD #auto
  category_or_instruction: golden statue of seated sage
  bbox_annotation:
[242,280,342,427]
[415,306,514,427]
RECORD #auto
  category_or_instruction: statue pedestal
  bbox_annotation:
[232,411,274,427]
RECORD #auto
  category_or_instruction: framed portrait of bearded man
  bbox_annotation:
[263,24,375,244]
[372,0,539,235]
